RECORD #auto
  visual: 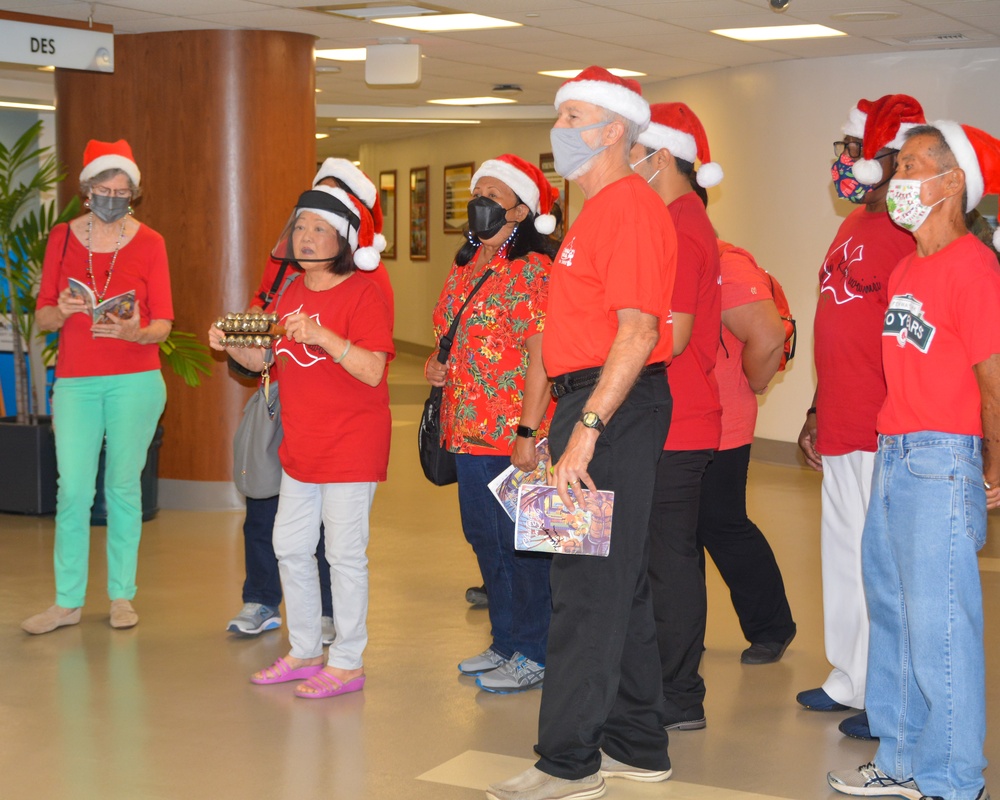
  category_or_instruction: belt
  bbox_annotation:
[550,361,665,399]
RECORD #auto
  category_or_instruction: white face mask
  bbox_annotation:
[886,170,953,232]
[629,150,661,184]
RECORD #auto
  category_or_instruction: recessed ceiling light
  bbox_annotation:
[373,13,520,32]
[428,97,516,106]
[315,5,436,20]
[336,117,481,124]
[712,24,846,41]
[0,100,56,111]
[831,11,900,23]
[539,68,646,79]
[316,48,366,61]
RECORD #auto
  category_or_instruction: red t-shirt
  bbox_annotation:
[37,222,174,378]
[272,273,394,483]
[716,241,774,451]
[254,256,395,331]
[663,192,721,450]
[814,208,915,454]
[877,233,1000,437]
[542,174,676,376]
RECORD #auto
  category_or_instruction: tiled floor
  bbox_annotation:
[2,354,998,800]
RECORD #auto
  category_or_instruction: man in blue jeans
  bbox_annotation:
[827,122,1000,800]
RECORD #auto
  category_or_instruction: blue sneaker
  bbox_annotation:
[476,653,544,694]
[226,603,281,635]
[839,711,874,740]
[797,687,849,711]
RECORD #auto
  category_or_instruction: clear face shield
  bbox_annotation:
[270,188,358,264]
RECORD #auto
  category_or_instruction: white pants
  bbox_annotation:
[819,451,874,709]
[272,472,376,669]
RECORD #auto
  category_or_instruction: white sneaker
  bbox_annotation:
[321,616,336,646]
[458,648,506,676]
[487,766,605,800]
[476,652,544,694]
[226,603,281,635]
[827,762,921,798]
[599,751,671,782]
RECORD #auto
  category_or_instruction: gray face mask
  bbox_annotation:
[550,121,608,178]
[90,194,130,223]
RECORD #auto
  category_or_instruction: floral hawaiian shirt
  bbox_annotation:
[432,250,551,455]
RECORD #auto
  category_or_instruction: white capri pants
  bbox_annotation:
[273,472,377,670]
[819,450,874,709]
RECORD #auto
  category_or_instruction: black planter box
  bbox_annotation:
[0,417,57,515]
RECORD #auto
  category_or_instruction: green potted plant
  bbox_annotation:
[0,120,211,515]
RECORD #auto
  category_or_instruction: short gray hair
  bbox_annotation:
[80,167,141,199]
[603,110,642,149]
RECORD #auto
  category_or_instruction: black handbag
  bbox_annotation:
[418,268,494,486]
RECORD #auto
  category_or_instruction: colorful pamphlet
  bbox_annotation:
[68,277,136,324]
[488,437,550,521]
[513,483,615,557]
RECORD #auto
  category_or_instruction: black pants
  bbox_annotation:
[697,444,795,645]
[535,372,672,779]
[648,448,714,724]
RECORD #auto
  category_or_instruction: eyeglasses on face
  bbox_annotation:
[92,185,132,198]
[833,141,863,160]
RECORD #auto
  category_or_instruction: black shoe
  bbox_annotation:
[465,585,488,607]
[741,631,796,665]
[839,711,874,740]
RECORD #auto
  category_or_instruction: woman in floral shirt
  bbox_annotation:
[426,155,559,694]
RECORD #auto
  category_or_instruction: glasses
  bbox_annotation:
[833,141,863,160]
[92,185,132,199]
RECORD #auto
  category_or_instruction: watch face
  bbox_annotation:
[582,411,601,428]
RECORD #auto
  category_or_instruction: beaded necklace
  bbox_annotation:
[469,224,519,268]
[86,212,129,303]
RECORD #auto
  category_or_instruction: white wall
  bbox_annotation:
[360,46,1000,443]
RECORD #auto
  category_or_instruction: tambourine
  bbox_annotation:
[214,313,286,347]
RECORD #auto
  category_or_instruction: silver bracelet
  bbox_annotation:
[334,340,352,363]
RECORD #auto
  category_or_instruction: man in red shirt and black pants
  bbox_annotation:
[488,66,677,800]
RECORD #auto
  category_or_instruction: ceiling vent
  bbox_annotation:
[877,31,987,47]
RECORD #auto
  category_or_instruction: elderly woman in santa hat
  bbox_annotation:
[425,154,559,694]
[23,139,173,636]
[211,186,393,699]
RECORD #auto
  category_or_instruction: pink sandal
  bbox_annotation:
[294,671,366,699]
[250,657,324,685]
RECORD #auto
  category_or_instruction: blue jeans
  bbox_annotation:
[242,495,332,617]
[863,432,987,800]
[455,453,551,664]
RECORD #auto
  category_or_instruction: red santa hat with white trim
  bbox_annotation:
[554,66,650,130]
[930,120,1000,248]
[80,139,141,187]
[852,94,926,185]
[296,185,380,271]
[637,102,723,188]
[470,154,560,235]
[313,158,386,255]
[841,98,871,140]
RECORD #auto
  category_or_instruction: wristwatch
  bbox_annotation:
[516,424,537,439]
[580,411,605,434]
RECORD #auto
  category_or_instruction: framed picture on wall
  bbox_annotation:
[443,162,474,234]
[379,170,397,260]
[539,152,569,235]
[409,166,429,261]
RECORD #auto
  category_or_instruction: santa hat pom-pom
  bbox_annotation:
[534,213,556,235]
[696,161,723,188]
[372,232,387,253]
[993,227,1000,252]
[354,246,380,271]
[852,158,884,186]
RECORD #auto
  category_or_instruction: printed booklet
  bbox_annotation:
[68,277,136,324]
[488,437,551,521]
[513,483,615,557]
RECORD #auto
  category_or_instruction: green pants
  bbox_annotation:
[52,370,166,608]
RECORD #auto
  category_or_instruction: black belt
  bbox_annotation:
[550,362,665,399]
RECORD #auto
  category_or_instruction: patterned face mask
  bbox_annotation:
[886,170,953,232]
[831,154,872,204]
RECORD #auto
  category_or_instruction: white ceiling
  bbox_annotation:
[1,0,999,157]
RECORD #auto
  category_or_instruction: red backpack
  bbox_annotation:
[717,241,797,371]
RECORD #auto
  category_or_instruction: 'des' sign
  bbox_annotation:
[0,17,114,72]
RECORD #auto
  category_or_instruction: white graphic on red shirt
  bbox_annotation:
[820,237,865,304]
[274,304,328,367]
[558,237,576,267]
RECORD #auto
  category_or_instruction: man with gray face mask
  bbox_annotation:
[487,66,678,800]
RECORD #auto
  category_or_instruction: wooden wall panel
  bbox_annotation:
[55,29,316,482]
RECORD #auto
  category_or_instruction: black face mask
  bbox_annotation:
[467,196,514,241]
